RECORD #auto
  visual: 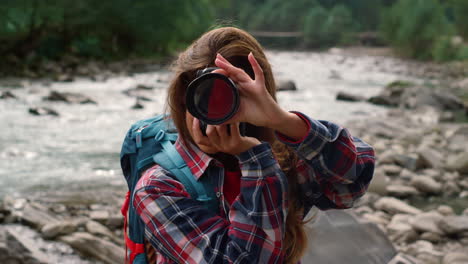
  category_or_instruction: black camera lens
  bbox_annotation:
[186,70,239,125]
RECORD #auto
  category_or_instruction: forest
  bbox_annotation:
[0,0,467,75]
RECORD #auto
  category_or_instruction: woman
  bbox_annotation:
[133,27,375,263]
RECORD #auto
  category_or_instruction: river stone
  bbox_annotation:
[17,202,59,229]
[85,220,122,245]
[28,107,59,116]
[409,211,444,234]
[44,90,97,104]
[416,147,443,169]
[336,91,366,102]
[59,232,124,264]
[410,176,442,194]
[437,205,455,216]
[439,216,468,235]
[381,164,402,176]
[420,232,443,243]
[41,220,78,239]
[399,169,417,181]
[89,210,109,224]
[443,251,468,264]
[277,80,297,91]
[2,225,49,264]
[367,169,388,195]
[374,197,422,215]
[386,185,419,198]
[447,152,468,174]
[0,91,16,99]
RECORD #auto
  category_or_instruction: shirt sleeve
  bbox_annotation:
[275,112,375,212]
[133,143,287,264]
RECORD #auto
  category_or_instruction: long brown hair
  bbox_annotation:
[165,27,308,263]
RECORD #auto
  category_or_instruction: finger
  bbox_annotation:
[248,52,265,83]
[230,122,242,140]
[215,124,229,140]
[211,68,229,76]
[206,125,220,145]
[215,56,251,83]
[192,118,210,145]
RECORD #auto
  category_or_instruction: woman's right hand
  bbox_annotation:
[192,117,260,155]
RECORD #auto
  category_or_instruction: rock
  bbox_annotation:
[374,197,422,215]
[59,232,124,264]
[106,214,124,229]
[41,220,78,239]
[439,216,468,235]
[381,164,402,176]
[132,100,144,109]
[387,214,418,243]
[420,232,443,243]
[409,211,444,234]
[89,210,109,224]
[0,91,16,99]
[437,205,455,216]
[277,80,297,91]
[410,176,442,194]
[85,220,122,245]
[447,126,468,153]
[368,80,412,107]
[379,152,418,171]
[362,212,390,226]
[329,69,342,80]
[122,84,155,97]
[399,169,417,181]
[442,251,468,264]
[416,147,444,169]
[44,90,97,104]
[336,91,366,102]
[2,225,50,264]
[386,185,419,198]
[28,107,59,116]
[16,202,59,229]
[447,152,468,174]
[54,74,74,82]
[367,169,388,195]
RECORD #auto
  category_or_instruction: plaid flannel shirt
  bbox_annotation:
[133,112,375,263]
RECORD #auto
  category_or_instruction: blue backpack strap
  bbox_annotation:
[153,130,212,203]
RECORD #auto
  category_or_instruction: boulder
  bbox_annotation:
[410,176,442,194]
[416,147,444,169]
[16,202,59,229]
[336,91,366,102]
[443,251,468,264]
[44,91,97,104]
[420,232,443,243]
[438,216,468,235]
[89,210,109,224]
[0,91,16,99]
[41,220,78,239]
[1,225,49,264]
[447,152,468,174]
[374,197,422,215]
[277,80,297,91]
[85,220,123,245]
[409,211,444,234]
[60,232,124,264]
[28,107,59,116]
[386,185,419,198]
[437,205,455,216]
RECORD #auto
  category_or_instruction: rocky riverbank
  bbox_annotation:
[342,79,468,263]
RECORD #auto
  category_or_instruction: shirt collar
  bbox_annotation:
[174,137,214,180]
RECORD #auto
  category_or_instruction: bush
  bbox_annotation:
[449,0,468,38]
[380,0,454,60]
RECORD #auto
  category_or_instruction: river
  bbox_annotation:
[0,49,415,197]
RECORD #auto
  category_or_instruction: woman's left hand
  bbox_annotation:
[214,53,285,129]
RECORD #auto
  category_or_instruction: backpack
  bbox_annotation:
[119,114,218,264]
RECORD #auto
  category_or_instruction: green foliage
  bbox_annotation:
[303,5,328,47]
[380,0,455,60]
[0,0,222,62]
[449,0,468,38]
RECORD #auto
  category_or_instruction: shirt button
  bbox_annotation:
[216,192,221,198]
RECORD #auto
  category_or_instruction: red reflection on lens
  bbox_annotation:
[207,79,234,119]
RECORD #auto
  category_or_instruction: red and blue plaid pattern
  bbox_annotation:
[133,112,375,263]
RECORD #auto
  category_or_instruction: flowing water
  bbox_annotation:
[0,50,415,197]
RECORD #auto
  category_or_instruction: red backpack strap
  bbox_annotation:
[121,191,146,264]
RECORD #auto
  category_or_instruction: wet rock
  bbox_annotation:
[59,232,124,264]
[122,84,155,97]
[44,91,97,104]
[277,80,297,91]
[374,197,422,215]
[41,220,78,239]
[447,152,468,174]
[442,251,468,264]
[409,211,444,234]
[132,99,144,109]
[368,80,412,107]
[410,176,442,194]
[54,74,74,82]
[0,91,16,99]
[438,216,468,235]
[386,185,419,198]
[28,107,59,116]
[336,91,366,102]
